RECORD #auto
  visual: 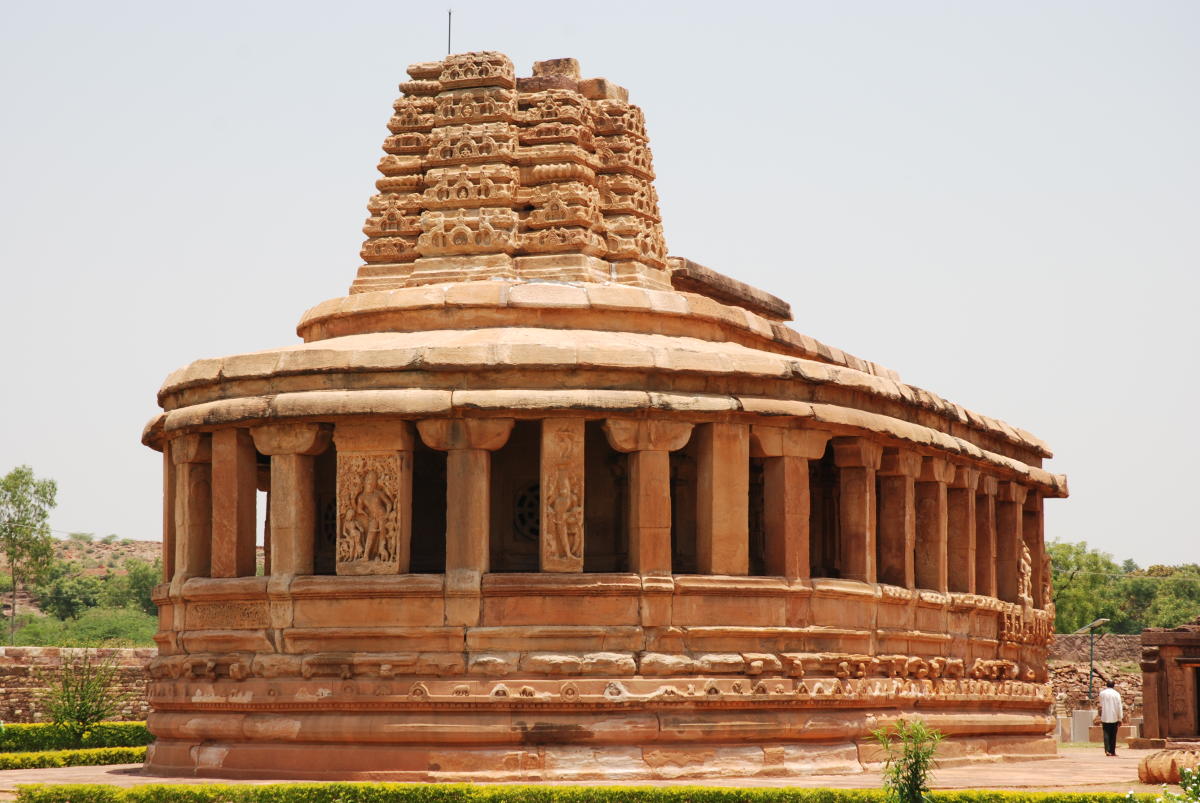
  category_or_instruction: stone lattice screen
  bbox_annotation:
[0,647,152,723]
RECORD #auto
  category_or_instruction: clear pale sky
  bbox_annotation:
[1,1,1196,566]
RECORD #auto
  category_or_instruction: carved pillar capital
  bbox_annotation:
[171,433,211,464]
[831,437,883,470]
[603,419,693,453]
[333,420,414,452]
[951,465,980,491]
[749,425,830,460]
[977,475,999,497]
[919,456,956,485]
[997,481,1029,505]
[877,448,922,478]
[417,418,514,452]
[251,422,331,456]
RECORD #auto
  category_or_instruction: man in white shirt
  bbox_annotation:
[1098,680,1124,756]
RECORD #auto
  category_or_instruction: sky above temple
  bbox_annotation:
[1,1,1195,568]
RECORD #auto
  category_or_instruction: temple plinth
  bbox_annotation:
[141,52,1067,781]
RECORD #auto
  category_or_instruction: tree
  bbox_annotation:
[97,558,160,616]
[1049,540,1200,634]
[34,569,103,620]
[0,466,57,644]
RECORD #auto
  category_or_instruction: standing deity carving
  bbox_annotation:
[1018,542,1034,608]
[1040,551,1054,614]
[541,420,584,571]
[337,453,405,575]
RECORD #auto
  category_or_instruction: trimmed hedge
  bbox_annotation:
[0,722,153,752]
[0,747,146,770]
[12,787,1162,803]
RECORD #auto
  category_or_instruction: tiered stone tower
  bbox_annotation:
[142,54,1067,781]
[356,54,668,292]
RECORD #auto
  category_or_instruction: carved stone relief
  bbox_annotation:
[336,452,407,575]
[540,419,585,572]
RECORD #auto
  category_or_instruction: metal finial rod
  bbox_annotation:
[447,9,452,55]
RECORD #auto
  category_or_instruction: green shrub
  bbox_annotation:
[872,719,944,802]
[0,746,144,770]
[10,787,1165,803]
[15,606,156,646]
[0,722,152,752]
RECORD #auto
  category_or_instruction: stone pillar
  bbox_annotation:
[171,433,212,582]
[257,466,271,576]
[915,457,954,592]
[974,476,998,597]
[947,466,979,593]
[210,428,258,578]
[603,419,694,576]
[694,422,750,576]
[540,418,585,573]
[162,442,176,583]
[1023,491,1046,608]
[333,421,414,575]
[417,418,514,626]
[995,481,1028,604]
[748,426,831,579]
[250,423,331,577]
[832,438,883,583]
[875,449,921,588]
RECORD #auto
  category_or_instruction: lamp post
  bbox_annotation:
[1072,617,1110,705]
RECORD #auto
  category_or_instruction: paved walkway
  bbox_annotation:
[0,747,1176,798]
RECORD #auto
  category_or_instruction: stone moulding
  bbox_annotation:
[144,397,1065,497]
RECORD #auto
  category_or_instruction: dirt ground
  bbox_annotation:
[0,746,1180,799]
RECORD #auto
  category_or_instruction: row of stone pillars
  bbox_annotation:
[161,417,1046,609]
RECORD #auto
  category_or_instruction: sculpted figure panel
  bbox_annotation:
[541,420,585,572]
[336,452,406,575]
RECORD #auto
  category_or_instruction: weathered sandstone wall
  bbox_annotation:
[1049,634,1141,665]
[0,647,152,723]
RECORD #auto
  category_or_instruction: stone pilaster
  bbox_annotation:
[995,481,1028,604]
[417,418,514,626]
[749,426,831,579]
[250,423,332,578]
[876,449,921,588]
[211,428,258,578]
[947,466,979,593]
[603,419,694,576]
[540,418,585,573]
[695,423,750,576]
[171,433,212,582]
[832,437,883,584]
[162,442,176,583]
[1023,491,1046,609]
[915,457,954,592]
[975,476,998,597]
[333,421,414,575]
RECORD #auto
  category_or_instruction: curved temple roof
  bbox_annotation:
[147,51,1064,495]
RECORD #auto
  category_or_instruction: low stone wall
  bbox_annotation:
[0,647,153,723]
[1049,634,1141,665]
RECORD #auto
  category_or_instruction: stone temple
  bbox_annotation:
[142,52,1068,780]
